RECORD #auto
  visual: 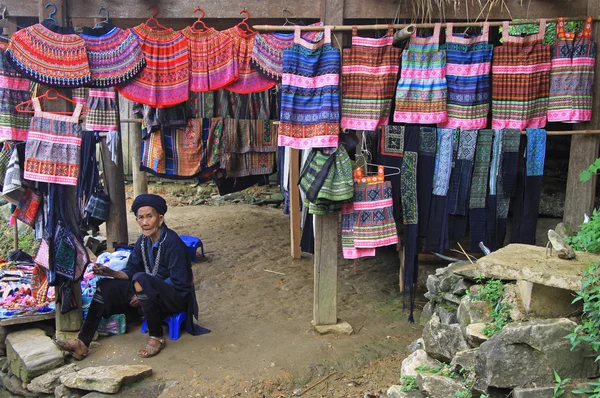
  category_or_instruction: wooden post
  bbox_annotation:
[130,122,148,197]
[313,213,339,325]
[101,94,129,251]
[289,149,301,259]
[564,0,600,231]
[312,0,347,331]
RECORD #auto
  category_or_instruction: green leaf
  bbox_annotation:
[581,170,593,182]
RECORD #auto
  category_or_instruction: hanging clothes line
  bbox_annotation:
[253,16,600,32]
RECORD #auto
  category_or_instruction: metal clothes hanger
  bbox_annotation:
[282,8,306,27]
[43,3,59,26]
[145,4,168,31]
[191,7,209,32]
[236,9,256,34]
[92,7,110,29]
[355,131,401,177]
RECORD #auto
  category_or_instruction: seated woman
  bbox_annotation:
[56,194,200,358]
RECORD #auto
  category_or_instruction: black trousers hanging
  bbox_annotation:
[510,173,543,245]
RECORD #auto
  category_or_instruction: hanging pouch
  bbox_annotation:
[53,222,77,281]
[84,189,110,225]
[59,279,78,314]
[13,189,42,227]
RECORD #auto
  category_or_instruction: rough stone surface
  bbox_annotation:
[450,348,479,372]
[503,283,527,321]
[387,385,425,398]
[442,293,462,305]
[475,319,599,390]
[55,384,86,398]
[457,299,492,338]
[27,363,80,394]
[407,338,425,353]
[419,302,435,326]
[512,386,555,397]
[416,374,466,398]
[465,323,489,347]
[426,275,441,294]
[422,314,469,362]
[60,365,153,394]
[439,274,461,292]
[0,372,38,397]
[312,321,353,336]
[81,379,166,398]
[453,244,596,291]
[452,279,471,296]
[401,350,442,377]
[6,328,64,382]
[435,306,458,325]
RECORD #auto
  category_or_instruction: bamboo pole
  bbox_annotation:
[254,16,600,31]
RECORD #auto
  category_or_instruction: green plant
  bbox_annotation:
[571,379,600,397]
[566,209,600,254]
[553,370,571,397]
[415,364,454,378]
[580,158,600,183]
[399,375,417,392]
[471,278,512,337]
[453,391,472,398]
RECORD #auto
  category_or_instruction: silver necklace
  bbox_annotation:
[140,231,167,276]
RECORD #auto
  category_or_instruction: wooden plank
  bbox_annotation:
[289,149,301,259]
[0,312,55,327]
[313,212,339,325]
[564,0,600,232]
[130,120,148,198]
[101,95,129,251]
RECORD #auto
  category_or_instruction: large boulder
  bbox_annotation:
[423,314,469,362]
[475,319,599,390]
[450,348,479,372]
[60,365,153,394]
[435,306,458,325]
[416,374,466,398]
[426,275,441,295]
[419,302,435,326]
[27,363,80,394]
[6,328,64,382]
[465,323,489,347]
[401,350,442,377]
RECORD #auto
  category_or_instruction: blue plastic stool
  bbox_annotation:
[179,235,204,261]
[140,312,187,340]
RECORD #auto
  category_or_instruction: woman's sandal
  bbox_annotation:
[53,338,89,361]
[138,336,166,358]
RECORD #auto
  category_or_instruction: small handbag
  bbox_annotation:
[84,189,110,225]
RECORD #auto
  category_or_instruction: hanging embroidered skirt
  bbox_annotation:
[352,180,398,249]
[0,47,32,141]
[279,26,341,149]
[440,23,493,129]
[85,88,118,132]
[117,24,189,108]
[24,98,84,186]
[223,27,277,94]
[492,20,552,129]
[181,27,237,92]
[469,130,493,251]
[251,24,324,82]
[6,20,91,88]
[79,24,146,88]
[548,17,596,123]
[341,27,401,131]
[394,23,447,124]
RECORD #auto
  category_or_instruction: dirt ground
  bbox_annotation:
[80,195,423,398]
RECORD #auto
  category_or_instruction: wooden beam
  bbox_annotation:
[130,122,148,198]
[313,213,339,325]
[6,0,586,19]
[289,149,301,259]
[101,93,129,251]
[564,0,600,232]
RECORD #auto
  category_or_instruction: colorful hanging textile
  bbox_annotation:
[0,45,32,141]
[548,17,596,123]
[117,24,189,108]
[484,129,503,251]
[401,150,419,322]
[491,19,551,129]
[79,24,146,88]
[440,23,493,129]
[140,119,206,179]
[215,89,274,120]
[495,128,521,248]
[417,127,437,240]
[341,202,375,259]
[394,24,447,124]
[469,129,493,251]
[279,26,341,149]
[223,27,278,94]
[13,189,41,227]
[6,20,91,88]
[24,98,83,186]
[206,117,223,167]
[251,23,324,82]
[340,27,400,131]
[3,143,24,204]
[0,142,14,189]
[85,88,118,132]
[180,27,237,92]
